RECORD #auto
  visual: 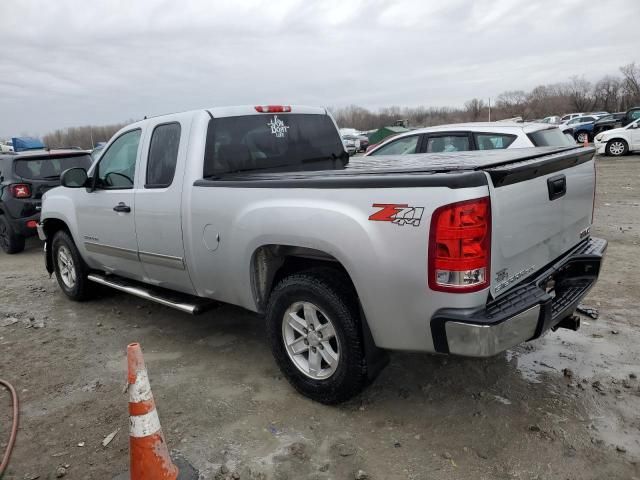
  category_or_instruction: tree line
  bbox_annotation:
[40,61,639,147]
[330,62,640,131]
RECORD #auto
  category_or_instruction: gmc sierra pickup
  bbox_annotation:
[38,105,606,403]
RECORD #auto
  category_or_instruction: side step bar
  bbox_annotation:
[87,273,217,315]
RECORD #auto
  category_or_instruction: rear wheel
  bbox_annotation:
[266,269,370,404]
[606,139,628,157]
[52,230,93,301]
[0,215,25,254]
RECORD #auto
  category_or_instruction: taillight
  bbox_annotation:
[428,197,491,293]
[10,184,31,199]
[254,105,292,113]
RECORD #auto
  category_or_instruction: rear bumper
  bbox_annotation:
[430,237,607,357]
[7,212,41,237]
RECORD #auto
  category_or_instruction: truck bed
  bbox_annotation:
[194,146,594,189]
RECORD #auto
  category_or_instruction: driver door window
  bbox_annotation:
[97,129,141,189]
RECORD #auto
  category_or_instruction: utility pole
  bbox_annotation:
[488,97,491,122]
[90,127,94,149]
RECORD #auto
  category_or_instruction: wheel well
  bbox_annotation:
[42,218,70,239]
[606,137,628,144]
[251,245,355,313]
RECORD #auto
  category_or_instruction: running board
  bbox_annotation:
[87,273,217,315]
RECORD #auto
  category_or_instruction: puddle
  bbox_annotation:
[509,325,633,383]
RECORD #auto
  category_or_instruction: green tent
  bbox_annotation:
[368,126,409,146]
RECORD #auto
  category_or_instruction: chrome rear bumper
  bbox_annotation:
[431,237,607,357]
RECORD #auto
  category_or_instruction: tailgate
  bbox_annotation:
[486,148,595,298]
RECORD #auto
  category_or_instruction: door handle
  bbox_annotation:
[113,203,131,213]
[547,174,567,201]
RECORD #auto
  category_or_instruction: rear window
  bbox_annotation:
[527,128,575,147]
[203,114,346,176]
[14,154,92,180]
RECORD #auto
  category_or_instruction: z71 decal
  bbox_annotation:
[369,203,424,227]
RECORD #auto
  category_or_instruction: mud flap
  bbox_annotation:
[359,304,389,381]
[44,238,54,276]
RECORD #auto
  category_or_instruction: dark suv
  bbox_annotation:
[0,149,92,254]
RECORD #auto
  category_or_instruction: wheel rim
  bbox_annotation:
[57,246,77,288]
[0,222,9,250]
[282,301,340,380]
[577,133,587,143]
[609,142,625,155]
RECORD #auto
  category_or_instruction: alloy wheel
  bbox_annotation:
[57,245,77,288]
[282,301,340,380]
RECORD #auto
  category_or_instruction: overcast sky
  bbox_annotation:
[1,0,638,137]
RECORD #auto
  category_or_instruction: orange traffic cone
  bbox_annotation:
[127,343,179,480]
[583,135,589,147]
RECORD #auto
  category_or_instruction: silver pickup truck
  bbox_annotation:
[38,105,606,403]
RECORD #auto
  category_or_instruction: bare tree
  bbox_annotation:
[568,76,595,112]
[43,122,131,149]
[464,98,486,121]
[494,90,528,118]
[620,62,640,108]
[593,76,622,112]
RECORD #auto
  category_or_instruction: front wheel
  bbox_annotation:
[606,139,628,157]
[266,269,370,404]
[52,230,93,301]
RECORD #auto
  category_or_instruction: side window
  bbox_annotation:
[474,133,516,150]
[630,110,640,120]
[370,136,419,156]
[425,135,470,153]
[146,123,181,188]
[97,130,141,189]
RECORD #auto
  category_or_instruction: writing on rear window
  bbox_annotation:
[267,116,290,138]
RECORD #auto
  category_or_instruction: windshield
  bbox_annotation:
[14,154,92,180]
[203,114,347,176]
[527,128,576,147]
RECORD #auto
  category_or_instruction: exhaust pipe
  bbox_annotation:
[552,315,581,332]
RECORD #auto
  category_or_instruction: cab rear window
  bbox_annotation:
[14,154,92,180]
[203,114,347,177]
[527,128,575,147]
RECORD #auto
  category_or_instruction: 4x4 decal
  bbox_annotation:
[369,203,424,227]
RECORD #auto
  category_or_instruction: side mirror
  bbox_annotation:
[60,167,88,188]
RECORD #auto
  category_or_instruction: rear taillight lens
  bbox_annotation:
[428,197,491,293]
[254,105,292,113]
[9,184,31,199]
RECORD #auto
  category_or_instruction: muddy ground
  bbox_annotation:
[1,154,639,480]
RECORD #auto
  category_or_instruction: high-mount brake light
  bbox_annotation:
[428,197,491,293]
[10,184,31,199]
[254,105,292,113]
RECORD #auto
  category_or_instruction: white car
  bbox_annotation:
[364,122,574,157]
[560,113,585,123]
[594,118,640,156]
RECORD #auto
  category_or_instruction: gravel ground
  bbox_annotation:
[1,154,639,480]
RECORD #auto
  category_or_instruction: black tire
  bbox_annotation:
[575,131,590,144]
[0,215,25,254]
[266,268,369,404]
[52,230,93,301]
[606,139,628,157]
